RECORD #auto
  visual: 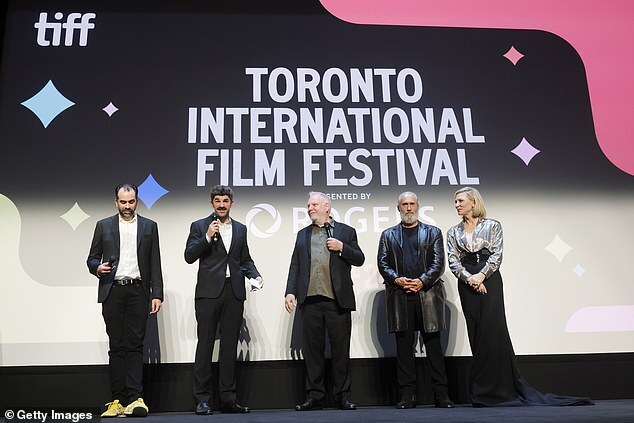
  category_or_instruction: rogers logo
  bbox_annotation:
[34,12,96,46]
[246,203,282,238]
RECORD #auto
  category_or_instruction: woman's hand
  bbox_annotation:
[467,273,487,294]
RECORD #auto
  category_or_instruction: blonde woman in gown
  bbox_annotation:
[446,187,592,407]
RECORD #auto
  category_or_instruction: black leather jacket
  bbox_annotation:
[377,222,446,333]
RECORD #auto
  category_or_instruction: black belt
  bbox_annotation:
[225,277,232,284]
[114,278,142,286]
[462,249,491,265]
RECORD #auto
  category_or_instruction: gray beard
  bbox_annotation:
[400,213,417,225]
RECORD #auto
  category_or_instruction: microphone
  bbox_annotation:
[211,212,220,242]
[324,221,333,238]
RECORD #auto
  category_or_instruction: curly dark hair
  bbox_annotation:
[210,185,234,201]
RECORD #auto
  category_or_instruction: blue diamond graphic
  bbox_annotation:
[21,80,75,128]
[138,174,168,209]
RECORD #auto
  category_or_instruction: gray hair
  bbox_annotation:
[308,191,331,206]
[397,191,418,210]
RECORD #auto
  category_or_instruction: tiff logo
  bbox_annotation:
[34,12,96,46]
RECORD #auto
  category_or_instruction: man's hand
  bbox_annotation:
[206,220,220,240]
[150,298,162,314]
[326,237,344,253]
[403,278,423,293]
[395,277,423,293]
[96,262,113,276]
[284,293,297,313]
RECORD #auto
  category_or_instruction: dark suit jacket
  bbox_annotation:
[285,220,365,311]
[377,221,446,333]
[185,216,260,300]
[87,214,164,303]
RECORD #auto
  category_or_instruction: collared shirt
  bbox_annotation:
[206,217,233,277]
[115,214,141,280]
[219,218,233,277]
[307,222,335,299]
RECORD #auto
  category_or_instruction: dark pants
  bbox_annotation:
[301,296,352,402]
[102,283,148,403]
[193,280,244,404]
[394,297,449,399]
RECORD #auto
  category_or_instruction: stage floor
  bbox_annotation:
[130,400,634,423]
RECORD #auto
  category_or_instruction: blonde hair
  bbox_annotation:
[454,186,487,219]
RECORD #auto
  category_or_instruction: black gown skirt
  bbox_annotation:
[458,253,593,407]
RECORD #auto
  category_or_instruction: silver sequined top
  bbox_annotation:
[446,218,503,282]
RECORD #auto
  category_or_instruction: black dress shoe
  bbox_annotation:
[434,395,455,408]
[337,399,357,410]
[195,401,213,415]
[396,395,416,409]
[295,398,324,411]
[220,400,249,413]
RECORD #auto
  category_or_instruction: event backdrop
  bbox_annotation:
[1,0,632,366]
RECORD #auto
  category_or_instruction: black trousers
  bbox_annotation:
[394,297,449,399]
[300,296,352,402]
[101,283,148,403]
[193,281,244,404]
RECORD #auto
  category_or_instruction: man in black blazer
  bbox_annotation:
[185,185,262,415]
[377,192,454,409]
[284,192,365,411]
[87,183,164,418]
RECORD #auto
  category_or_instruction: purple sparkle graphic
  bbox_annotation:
[102,102,119,117]
[511,137,541,166]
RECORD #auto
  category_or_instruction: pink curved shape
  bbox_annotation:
[565,306,634,332]
[320,0,634,176]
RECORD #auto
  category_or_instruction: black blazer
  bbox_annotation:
[87,214,164,303]
[285,220,365,311]
[185,216,260,300]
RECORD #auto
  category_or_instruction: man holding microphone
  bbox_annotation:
[284,192,365,411]
[185,185,263,415]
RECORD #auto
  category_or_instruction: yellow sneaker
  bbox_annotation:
[101,399,125,417]
[124,397,149,417]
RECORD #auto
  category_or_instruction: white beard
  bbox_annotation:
[400,212,417,225]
